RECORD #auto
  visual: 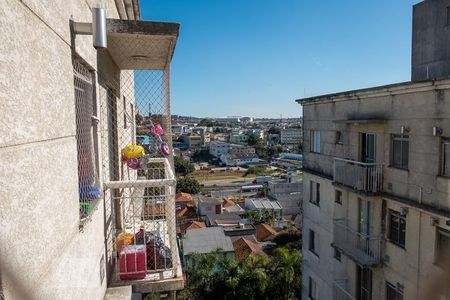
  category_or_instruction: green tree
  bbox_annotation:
[174,156,195,175]
[268,127,281,134]
[176,176,201,194]
[247,134,261,146]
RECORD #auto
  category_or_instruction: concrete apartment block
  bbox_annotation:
[1,1,182,299]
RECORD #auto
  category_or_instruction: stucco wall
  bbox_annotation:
[0,0,122,299]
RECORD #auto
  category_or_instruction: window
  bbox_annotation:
[386,282,403,300]
[447,7,450,26]
[74,60,99,219]
[334,247,341,261]
[308,277,319,300]
[335,190,342,205]
[357,266,373,300]
[388,210,406,248]
[309,229,318,256]
[441,139,450,177]
[310,130,321,153]
[436,227,450,266]
[310,181,320,206]
[336,131,343,144]
[391,135,409,170]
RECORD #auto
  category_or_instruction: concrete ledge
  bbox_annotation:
[105,286,132,300]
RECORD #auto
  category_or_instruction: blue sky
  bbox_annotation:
[141,0,421,118]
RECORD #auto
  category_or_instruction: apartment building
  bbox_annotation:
[1,1,182,299]
[298,1,450,300]
[268,175,302,216]
[280,128,303,147]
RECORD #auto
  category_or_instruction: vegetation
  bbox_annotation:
[178,248,301,300]
[268,127,281,134]
[174,156,195,175]
[198,118,224,127]
[191,149,215,162]
[273,227,302,250]
[244,166,266,176]
[176,176,201,194]
[242,209,276,225]
[247,134,262,146]
[255,145,283,160]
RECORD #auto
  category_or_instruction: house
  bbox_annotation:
[298,2,450,299]
[205,212,242,227]
[268,174,302,216]
[180,220,206,236]
[232,237,266,262]
[220,153,259,166]
[0,1,183,299]
[176,192,194,210]
[222,198,245,214]
[255,223,278,242]
[183,227,235,267]
[244,198,283,219]
[209,141,231,157]
[197,195,223,216]
[176,206,198,237]
[182,133,203,150]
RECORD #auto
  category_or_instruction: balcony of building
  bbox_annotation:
[333,279,356,300]
[333,219,383,267]
[333,158,383,195]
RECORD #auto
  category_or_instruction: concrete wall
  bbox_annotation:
[0,1,122,299]
[300,79,450,299]
[302,81,450,214]
[412,0,450,81]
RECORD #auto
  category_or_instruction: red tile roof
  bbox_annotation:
[233,237,266,262]
[222,198,235,208]
[176,192,193,202]
[176,206,197,219]
[255,223,278,242]
[186,221,206,231]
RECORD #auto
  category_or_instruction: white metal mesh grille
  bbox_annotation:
[96,36,180,283]
[73,60,100,219]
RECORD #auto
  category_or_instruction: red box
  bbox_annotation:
[119,245,147,280]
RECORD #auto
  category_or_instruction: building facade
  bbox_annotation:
[1,1,183,299]
[280,128,303,146]
[299,2,450,300]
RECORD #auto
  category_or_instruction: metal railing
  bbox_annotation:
[333,158,383,193]
[333,219,383,266]
[333,279,356,300]
[106,158,182,283]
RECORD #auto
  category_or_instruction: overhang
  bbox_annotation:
[106,19,180,70]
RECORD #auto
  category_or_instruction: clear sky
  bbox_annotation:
[141,0,421,118]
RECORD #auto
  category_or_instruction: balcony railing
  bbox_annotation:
[333,158,383,194]
[333,279,356,300]
[333,219,383,266]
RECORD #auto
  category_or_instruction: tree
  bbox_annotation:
[176,176,201,194]
[174,156,195,175]
[268,127,281,134]
[178,248,301,300]
[273,227,302,250]
[247,134,261,146]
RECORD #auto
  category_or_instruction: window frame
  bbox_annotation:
[308,277,319,300]
[435,227,450,267]
[310,130,321,153]
[309,181,320,207]
[391,134,409,170]
[441,138,450,177]
[388,209,406,248]
[335,190,342,205]
[334,247,341,262]
[309,229,318,257]
[386,281,403,300]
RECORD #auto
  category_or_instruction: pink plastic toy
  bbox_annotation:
[151,123,164,136]
[127,157,141,170]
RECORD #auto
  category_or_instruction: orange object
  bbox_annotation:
[116,232,134,253]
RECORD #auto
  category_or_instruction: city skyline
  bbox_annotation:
[142,0,420,118]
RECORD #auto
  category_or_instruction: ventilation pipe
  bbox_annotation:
[72,8,107,49]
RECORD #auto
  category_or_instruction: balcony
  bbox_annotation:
[333,219,383,266]
[333,279,356,300]
[333,158,383,194]
[105,158,183,293]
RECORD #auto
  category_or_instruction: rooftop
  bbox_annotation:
[255,223,278,242]
[233,237,266,262]
[246,198,283,210]
[183,227,234,255]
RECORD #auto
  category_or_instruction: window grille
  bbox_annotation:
[73,59,99,219]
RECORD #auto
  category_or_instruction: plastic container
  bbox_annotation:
[119,245,146,280]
